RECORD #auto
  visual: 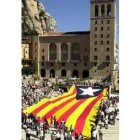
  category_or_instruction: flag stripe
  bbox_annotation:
[57,99,87,122]
[65,97,97,133]
[32,101,51,114]
[24,98,49,114]
[82,96,103,137]
[32,88,76,114]
[52,99,80,121]
[37,94,76,117]
[41,96,76,119]
[74,92,103,135]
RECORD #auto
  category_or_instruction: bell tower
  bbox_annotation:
[89,0,116,80]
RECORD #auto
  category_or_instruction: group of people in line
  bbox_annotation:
[22,75,118,140]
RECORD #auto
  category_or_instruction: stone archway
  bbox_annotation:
[82,70,89,78]
[72,70,79,78]
[61,69,67,77]
[41,69,46,77]
[50,69,55,78]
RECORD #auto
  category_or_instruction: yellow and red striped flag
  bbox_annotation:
[24,85,107,138]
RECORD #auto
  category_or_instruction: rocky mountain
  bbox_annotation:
[22,0,57,35]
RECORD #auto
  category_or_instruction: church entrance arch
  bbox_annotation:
[61,69,66,77]
[82,70,89,78]
[41,69,46,77]
[72,70,79,78]
[50,69,55,78]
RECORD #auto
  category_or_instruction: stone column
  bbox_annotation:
[99,5,101,17]
[68,43,71,62]
[47,43,49,61]
[105,3,107,17]
[59,44,61,61]
[57,43,61,61]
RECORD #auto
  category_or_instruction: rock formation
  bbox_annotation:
[22,0,57,35]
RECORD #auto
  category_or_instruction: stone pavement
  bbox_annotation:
[101,119,119,140]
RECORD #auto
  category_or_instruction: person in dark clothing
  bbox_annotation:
[94,118,99,126]
[53,116,57,127]
[44,115,48,123]
[25,127,31,140]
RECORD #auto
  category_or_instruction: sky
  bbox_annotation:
[40,0,119,45]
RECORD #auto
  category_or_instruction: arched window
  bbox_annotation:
[61,69,67,77]
[71,43,80,61]
[72,70,79,78]
[50,69,55,78]
[101,5,105,17]
[107,4,111,16]
[95,5,98,17]
[49,43,57,61]
[61,43,68,61]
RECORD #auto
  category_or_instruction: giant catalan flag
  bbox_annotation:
[24,85,107,138]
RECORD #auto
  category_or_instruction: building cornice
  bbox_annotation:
[91,0,115,4]
[90,17,115,20]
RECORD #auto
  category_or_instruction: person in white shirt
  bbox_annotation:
[91,129,97,140]
[91,125,97,140]
[55,131,61,140]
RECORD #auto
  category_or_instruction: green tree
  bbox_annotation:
[22,61,37,75]
[22,20,39,37]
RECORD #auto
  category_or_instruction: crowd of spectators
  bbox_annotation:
[22,76,67,109]
[91,95,119,140]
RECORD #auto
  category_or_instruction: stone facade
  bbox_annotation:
[31,0,118,88]
[32,32,90,79]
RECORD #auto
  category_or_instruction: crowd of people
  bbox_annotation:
[22,75,119,140]
[90,95,119,140]
[22,110,85,140]
[22,76,67,109]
